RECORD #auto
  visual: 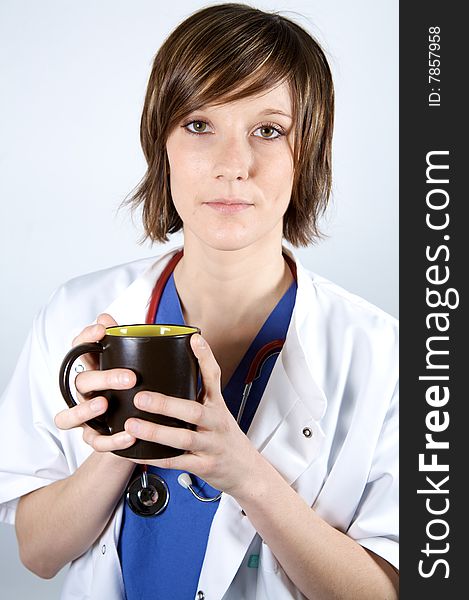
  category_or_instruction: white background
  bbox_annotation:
[0,0,398,596]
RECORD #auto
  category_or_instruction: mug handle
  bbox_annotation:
[59,342,111,436]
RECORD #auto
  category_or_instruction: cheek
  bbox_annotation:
[258,151,294,203]
[169,149,209,190]
[167,134,207,170]
[167,142,207,202]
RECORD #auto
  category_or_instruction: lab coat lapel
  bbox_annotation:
[252,336,327,485]
[198,249,328,600]
[247,246,327,487]
[102,247,182,324]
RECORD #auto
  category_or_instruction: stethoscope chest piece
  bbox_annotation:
[126,471,170,517]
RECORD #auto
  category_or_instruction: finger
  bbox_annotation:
[125,419,202,452]
[71,315,117,370]
[72,314,117,346]
[70,323,107,370]
[82,425,136,453]
[96,313,118,328]
[72,323,107,348]
[190,334,222,400]
[54,396,108,430]
[75,368,136,397]
[133,392,207,427]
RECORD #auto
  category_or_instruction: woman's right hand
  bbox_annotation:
[54,313,137,453]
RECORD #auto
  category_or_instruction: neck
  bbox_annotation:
[173,230,293,328]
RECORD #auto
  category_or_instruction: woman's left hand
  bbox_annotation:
[123,333,263,498]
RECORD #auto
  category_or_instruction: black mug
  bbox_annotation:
[59,324,200,459]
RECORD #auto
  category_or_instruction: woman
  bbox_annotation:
[0,3,398,599]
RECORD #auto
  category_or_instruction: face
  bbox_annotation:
[165,82,295,252]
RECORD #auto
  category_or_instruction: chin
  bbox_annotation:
[206,236,255,253]
[196,225,260,252]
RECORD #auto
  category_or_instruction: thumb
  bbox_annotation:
[97,313,118,328]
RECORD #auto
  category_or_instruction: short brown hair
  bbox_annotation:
[127,3,334,247]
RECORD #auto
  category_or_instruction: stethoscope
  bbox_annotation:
[125,250,295,517]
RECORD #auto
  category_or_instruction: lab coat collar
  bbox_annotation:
[102,249,179,325]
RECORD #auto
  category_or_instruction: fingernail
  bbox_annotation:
[198,335,206,349]
[91,398,104,412]
[136,394,150,408]
[121,433,134,444]
[118,373,131,385]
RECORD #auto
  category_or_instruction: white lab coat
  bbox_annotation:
[0,244,398,600]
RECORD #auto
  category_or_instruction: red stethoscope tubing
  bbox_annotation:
[145,250,184,325]
[130,249,296,512]
[145,248,296,388]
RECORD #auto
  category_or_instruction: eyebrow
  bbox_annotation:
[259,108,293,119]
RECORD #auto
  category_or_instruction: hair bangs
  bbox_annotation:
[164,12,300,126]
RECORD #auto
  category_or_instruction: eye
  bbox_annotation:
[253,124,284,140]
[183,120,212,134]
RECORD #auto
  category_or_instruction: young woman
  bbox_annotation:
[0,4,398,599]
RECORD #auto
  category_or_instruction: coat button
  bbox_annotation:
[302,427,313,438]
[196,591,205,600]
[101,544,106,555]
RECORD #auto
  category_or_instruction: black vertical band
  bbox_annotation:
[400,2,465,596]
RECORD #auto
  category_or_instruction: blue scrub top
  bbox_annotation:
[118,272,297,600]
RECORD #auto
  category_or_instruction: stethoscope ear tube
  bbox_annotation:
[58,342,110,436]
[177,473,223,502]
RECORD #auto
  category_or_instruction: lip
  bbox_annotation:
[203,198,254,214]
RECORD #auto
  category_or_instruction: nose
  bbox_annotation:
[212,135,251,181]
